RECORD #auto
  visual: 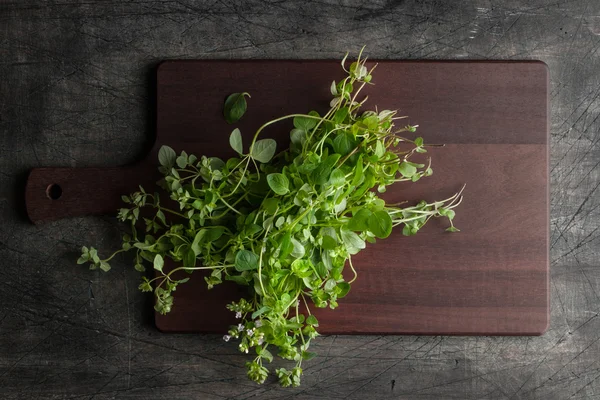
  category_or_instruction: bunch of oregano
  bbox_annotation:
[79,49,463,387]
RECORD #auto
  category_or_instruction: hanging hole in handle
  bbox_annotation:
[46,184,62,200]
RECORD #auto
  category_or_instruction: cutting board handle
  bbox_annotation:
[25,166,151,224]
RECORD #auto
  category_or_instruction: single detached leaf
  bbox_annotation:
[235,250,259,271]
[229,128,243,155]
[158,145,176,168]
[153,254,164,272]
[267,173,290,195]
[368,210,393,239]
[250,139,277,163]
[223,92,250,124]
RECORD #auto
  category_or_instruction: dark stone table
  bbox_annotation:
[1,1,599,399]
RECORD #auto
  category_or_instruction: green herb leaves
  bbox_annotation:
[224,92,250,124]
[369,211,393,238]
[229,128,243,155]
[80,49,464,389]
[267,173,289,195]
[158,145,176,168]
[250,139,276,163]
[235,250,259,271]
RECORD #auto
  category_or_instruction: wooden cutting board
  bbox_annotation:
[25,60,549,335]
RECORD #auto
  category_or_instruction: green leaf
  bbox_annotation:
[328,169,345,187]
[279,232,293,260]
[290,237,305,258]
[293,112,319,131]
[446,226,460,232]
[153,254,164,272]
[226,274,250,285]
[176,154,188,169]
[158,145,176,168]
[229,128,244,155]
[261,348,274,363]
[290,128,307,147]
[76,256,88,265]
[332,132,355,156]
[263,198,279,215]
[306,314,319,326]
[191,229,206,255]
[312,154,341,185]
[156,210,166,226]
[252,306,271,319]
[374,140,385,158]
[183,245,196,268]
[205,226,225,242]
[348,208,372,232]
[399,161,417,178]
[99,261,111,272]
[368,210,393,239]
[363,115,379,130]
[223,92,250,124]
[302,351,317,361]
[337,282,351,298]
[438,208,456,220]
[250,139,277,163]
[320,226,338,250]
[340,228,365,255]
[267,173,290,195]
[333,107,349,124]
[235,250,259,271]
[414,137,423,146]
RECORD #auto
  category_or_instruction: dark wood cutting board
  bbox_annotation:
[25,60,549,335]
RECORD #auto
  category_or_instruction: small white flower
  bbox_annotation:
[235,311,242,319]
[245,349,249,354]
[254,320,262,328]
[257,336,264,345]
[247,328,255,337]
[223,335,231,342]
[237,323,244,331]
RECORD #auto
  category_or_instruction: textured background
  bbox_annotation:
[1,1,600,399]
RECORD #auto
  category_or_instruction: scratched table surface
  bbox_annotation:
[1,1,599,399]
